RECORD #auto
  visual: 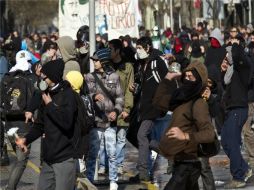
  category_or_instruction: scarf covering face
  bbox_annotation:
[210,38,221,48]
[169,69,203,110]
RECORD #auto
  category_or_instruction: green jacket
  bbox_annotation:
[116,62,134,127]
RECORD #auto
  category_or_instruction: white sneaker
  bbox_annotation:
[110,182,118,190]
[98,167,106,175]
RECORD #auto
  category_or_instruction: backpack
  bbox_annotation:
[74,82,95,136]
[1,70,35,118]
[189,99,221,157]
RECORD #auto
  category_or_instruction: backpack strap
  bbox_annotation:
[92,72,115,105]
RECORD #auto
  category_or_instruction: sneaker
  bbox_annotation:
[224,179,246,189]
[117,167,123,175]
[244,168,253,182]
[98,167,106,175]
[110,182,118,190]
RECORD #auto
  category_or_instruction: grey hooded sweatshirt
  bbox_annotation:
[56,36,80,78]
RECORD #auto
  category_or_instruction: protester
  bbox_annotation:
[221,38,253,188]
[0,50,37,190]
[56,36,80,78]
[16,59,77,190]
[109,39,134,174]
[153,60,215,190]
[129,36,168,182]
[85,48,124,190]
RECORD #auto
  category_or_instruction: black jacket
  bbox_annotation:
[25,81,77,164]
[222,44,251,110]
[137,49,168,121]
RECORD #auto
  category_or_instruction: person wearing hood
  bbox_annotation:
[1,50,37,190]
[171,37,189,71]
[16,59,78,190]
[56,36,80,79]
[129,36,168,182]
[205,28,226,82]
[220,38,253,189]
[204,28,226,137]
[188,32,205,63]
[85,48,124,190]
[153,60,215,190]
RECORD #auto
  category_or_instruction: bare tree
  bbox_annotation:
[6,0,58,34]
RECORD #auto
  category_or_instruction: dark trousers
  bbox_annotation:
[164,161,201,190]
[221,108,249,181]
[200,157,216,190]
[137,120,154,176]
[38,158,76,190]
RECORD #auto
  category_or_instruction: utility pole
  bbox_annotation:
[89,0,95,73]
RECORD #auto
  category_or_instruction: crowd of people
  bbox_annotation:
[0,21,254,190]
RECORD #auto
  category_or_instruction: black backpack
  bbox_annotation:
[1,70,35,118]
[74,82,95,136]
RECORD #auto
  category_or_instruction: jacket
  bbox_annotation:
[56,36,80,78]
[115,61,134,126]
[25,81,77,164]
[137,49,168,121]
[85,71,124,128]
[153,61,215,160]
[222,43,251,110]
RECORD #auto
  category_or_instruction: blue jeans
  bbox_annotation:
[86,127,118,183]
[116,127,127,168]
[221,108,249,181]
[99,127,127,169]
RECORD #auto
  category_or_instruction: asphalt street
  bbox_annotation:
[1,138,254,190]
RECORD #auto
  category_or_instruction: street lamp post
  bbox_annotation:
[89,0,95,73]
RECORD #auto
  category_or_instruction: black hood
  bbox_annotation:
[148,48,163,62]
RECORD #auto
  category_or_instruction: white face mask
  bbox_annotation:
[136,48,149,59]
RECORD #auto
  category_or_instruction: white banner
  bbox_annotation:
[102,0,140,40]
[59,0,140,40]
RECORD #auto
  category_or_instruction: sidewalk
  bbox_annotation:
[1,139,254,190]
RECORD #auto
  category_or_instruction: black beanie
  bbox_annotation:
[41,59,64,83]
